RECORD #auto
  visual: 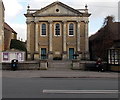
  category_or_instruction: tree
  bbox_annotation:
[10,39,27,51]
[103,16,115,27]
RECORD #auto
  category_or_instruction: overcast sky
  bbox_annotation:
[3,0,119,41]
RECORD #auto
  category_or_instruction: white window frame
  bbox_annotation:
[54,23,61,36]
[40,23,47,36]
[68,23,75,36]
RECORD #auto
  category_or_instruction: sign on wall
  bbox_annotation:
[2,52,25,62]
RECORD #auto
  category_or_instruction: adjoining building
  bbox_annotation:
[24,1,91,60]
[89,16,120,71]
[0,0,5,63]
[4,22,17,51]
[0,0,5,51]
[89,16,120,61]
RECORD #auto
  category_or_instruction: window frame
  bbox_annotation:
[41,23,47,36]
[68,23,74,36]
[54,23,61,36]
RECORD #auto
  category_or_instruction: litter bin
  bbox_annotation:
[11,59,18,71]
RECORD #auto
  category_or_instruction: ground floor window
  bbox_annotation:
[108,49,120,65]
[41,48,47,59]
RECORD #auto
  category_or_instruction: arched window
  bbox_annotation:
[41,23,46,35]
[55,23,60,36]
[69,23,74,36]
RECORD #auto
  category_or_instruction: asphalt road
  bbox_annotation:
[2,77,118,98]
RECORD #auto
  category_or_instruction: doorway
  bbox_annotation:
[69,48,74,60]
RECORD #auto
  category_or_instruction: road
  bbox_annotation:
[2,77,118,99]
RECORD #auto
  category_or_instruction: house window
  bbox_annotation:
[108,49,120,65]
[41,23,46,36]
[69,23,74,36]
[55,23,60,36]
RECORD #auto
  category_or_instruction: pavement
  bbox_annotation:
[1,70,118,78]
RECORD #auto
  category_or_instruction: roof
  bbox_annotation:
[4,22,17,34]
[34,1,82,15]
[89,22,120,41]
[25,1,91,17]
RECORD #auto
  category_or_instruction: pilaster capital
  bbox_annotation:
[34,20,39,23]
[62,20,67,23]
[85,21,89,24]
[48,20,53,24]
[26,21,31,24]
[76,20,81,23]
[26,21,35,24]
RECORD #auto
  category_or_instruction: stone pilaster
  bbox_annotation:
[26,21,31,52]
[35,22,39,52]
[77,21,81,51]
[48,21,53,59]
[85,21,89,59]
[26,21,33,60]
[76,21,81,60]
[62,20,67,59]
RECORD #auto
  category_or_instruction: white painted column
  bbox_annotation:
[62,21,67,59]
[35,22,39,52]
[48,21,53,59]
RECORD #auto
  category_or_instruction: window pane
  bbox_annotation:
[69,23,74,35]
[42,24,46,35]
[55,23,60,35]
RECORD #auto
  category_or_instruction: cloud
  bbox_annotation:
[7,23,26,41]
[3,0,23,18]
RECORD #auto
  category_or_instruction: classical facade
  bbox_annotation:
[25,1,91,60]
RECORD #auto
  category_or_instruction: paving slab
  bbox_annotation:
[1,70,118,78]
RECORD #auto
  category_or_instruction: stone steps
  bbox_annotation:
[48,60,72,71]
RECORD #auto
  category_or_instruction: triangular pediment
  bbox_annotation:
[33,1,82,16]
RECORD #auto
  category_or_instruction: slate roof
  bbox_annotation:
[4,22,17,34]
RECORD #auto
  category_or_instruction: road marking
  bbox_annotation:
[43,90,119,94]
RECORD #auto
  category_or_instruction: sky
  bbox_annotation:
[2,0,119,41]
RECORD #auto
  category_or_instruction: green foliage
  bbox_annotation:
[10,39,27,51]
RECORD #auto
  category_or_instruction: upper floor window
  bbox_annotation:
[55,23,60,36]
[69,23,74,36]
[41,23,46,36]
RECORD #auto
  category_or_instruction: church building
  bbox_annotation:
[24,1,91,60]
